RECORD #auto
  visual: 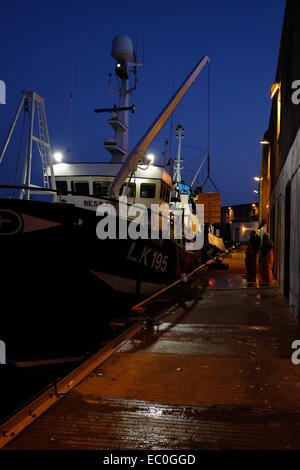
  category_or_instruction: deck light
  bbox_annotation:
[253,176,262,182]
[146,153,155,164]
[260,139,270,145]
[53,151,63,163]
[254,189,258,194]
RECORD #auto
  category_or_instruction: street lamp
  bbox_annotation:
[270,82,280,99]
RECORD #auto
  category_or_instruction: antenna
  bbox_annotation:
[142,34,145,66]
[174,124,184,182]
[162,138,168,167]
[67,62,74,160]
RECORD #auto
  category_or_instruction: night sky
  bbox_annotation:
[0,0,285,205]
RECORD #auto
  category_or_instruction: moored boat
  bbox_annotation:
[0,34,216,363]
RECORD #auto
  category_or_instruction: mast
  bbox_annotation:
[98,35,143,163]
[109,55,210,197]
[174,124,184,182]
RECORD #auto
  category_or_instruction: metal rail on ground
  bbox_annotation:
[0,258,214,449]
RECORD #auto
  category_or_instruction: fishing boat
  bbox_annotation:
[0,35,219,363]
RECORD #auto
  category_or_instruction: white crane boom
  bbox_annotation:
[109,55,210,197]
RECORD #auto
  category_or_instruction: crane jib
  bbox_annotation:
[109,55,210,198]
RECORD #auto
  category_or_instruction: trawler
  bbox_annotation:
[0,35,219,362]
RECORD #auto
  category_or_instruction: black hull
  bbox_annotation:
[0,198,206,362]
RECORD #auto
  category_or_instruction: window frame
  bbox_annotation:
[93,181,111,197]
[120,182,136,198]
[71,180,90,196]
[56,180,68,196]
[140,183,156,199]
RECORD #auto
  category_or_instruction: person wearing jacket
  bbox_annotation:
[245,231,260,282]
[259,233,274,286]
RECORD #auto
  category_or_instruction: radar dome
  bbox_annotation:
[111,35,133,62]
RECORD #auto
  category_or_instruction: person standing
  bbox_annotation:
[259,233,274,286]
[245,231,260,282]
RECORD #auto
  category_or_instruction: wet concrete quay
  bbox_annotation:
[4,249,300,450]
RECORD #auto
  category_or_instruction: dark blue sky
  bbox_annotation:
[0,0,285,205]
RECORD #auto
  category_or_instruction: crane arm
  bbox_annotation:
[109,55,210,197]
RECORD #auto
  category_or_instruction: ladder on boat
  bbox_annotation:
[35,96,52,189]
[0,91,56,200]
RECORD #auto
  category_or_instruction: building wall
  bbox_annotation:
[269,0,300,192]
[259,0,300,325]
[269,130,300,324]
[231,221,259,243]
[221,203,259,243]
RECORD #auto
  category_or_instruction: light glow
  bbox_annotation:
[270,82,280,99]
[260,139,270,145]
[146,153,155,164]
[53,151,63,163]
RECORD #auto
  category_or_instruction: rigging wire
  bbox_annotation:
[184,151,207,165]
[202,62,219,192]
[207,61,210,159]
[168,79,175,162]
[182,144,206,152]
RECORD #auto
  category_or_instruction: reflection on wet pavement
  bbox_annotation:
[6,248,300,451]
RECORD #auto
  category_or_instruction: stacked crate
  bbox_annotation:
[197,192,221,224]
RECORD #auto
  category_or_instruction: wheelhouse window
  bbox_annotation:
[140,183,156,199]
[120,183,136,198]
[71,181,90,196]
[56,180,68,196]
[93,181,110,197]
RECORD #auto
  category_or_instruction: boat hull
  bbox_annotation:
[0,198,205,362]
